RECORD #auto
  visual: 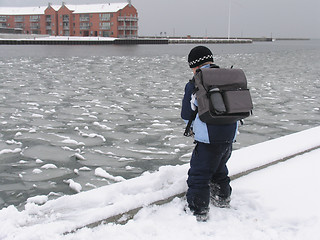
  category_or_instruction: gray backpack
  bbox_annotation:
[194,67,253,125]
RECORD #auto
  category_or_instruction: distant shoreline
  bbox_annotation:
[0,34,310,45]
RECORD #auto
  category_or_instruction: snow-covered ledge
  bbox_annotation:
[229,126,320,178]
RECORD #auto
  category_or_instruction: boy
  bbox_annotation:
[181,46,238,222]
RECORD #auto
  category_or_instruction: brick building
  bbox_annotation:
[0,2,138,38]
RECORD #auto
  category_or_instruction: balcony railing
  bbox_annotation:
[15,17,24,22]
[118,16,138,22]
[100,17,110,21]
[100,13,111,21]
[80,17,90,22]
[80,24,90,30]
[15,23,24,28]
[100,26,111,30]
[0,17,7,22]
[31,24,40,30]
[118,26,138,31]
[30,17,40,22]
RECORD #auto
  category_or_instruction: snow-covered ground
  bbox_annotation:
[0,34,116,41]
[0,126,319,240]
[33,36,117,41]
[67,148,320,240]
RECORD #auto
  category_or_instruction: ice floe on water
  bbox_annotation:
[64,179,82,193]
[94,167,126,182]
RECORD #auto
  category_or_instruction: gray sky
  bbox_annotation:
[1,0,319,38]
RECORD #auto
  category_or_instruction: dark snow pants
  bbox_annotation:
[186,142,233,214]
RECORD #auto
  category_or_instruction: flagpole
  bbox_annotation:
[228,0,231,39]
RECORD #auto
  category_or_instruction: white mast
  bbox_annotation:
[227,0,231,39]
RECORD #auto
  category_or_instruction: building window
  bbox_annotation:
[0,16,7,22]
[46,23,51,30]
[63,15,69,22]
[14,16,24,22]
[99,22,110,30]
[46,15,52,22]
[100,13,110,21]
[63,22,69,29]
[102,31,110,37]
[30,15,40,22]
[80,22,90,30]
[31,23,40,29]
[15,23,24,28]
[80,14,90,21]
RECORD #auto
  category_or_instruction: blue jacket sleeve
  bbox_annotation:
[181,80,196,121]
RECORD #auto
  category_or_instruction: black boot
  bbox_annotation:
[209,183,231,208]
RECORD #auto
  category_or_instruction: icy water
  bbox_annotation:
[0,40,319,208]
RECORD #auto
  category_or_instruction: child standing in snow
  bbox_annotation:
[181,46,238,222]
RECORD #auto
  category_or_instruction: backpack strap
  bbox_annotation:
[183,78,197,137]
[183,108,198,137]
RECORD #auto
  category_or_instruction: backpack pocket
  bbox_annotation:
[223,89,253,113]
[209,88,227,115]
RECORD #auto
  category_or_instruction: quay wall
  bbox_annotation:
[0,35,309,45]
[0,38,168,45]
[0,37,253,45]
